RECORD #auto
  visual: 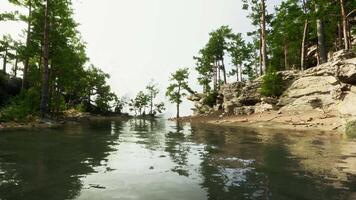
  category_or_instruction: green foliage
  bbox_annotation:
[260,68,284,97]
[346,120,356,138]
[0,88,40,122]
[166,68,191,118]
[202,91,219,107]
[166,68,190,105]
[129,91,150,116]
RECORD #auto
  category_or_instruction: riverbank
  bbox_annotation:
[184,50,356,135]
[177,109,344,134]
[0,113,132,131]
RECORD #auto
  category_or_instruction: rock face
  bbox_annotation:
[188,50,356,128]
[279,51,356,120]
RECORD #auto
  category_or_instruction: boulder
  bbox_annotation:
[279,75,340,111]
[234,106,255,116]
[336,58,356,84]
[255,103,273,113]
[238,79,262,106]
[338,86,356,118]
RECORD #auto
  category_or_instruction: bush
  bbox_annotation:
[260,69,284,97]
[202,91,219,107]
[346,120,356,138]
[0,88,40,122]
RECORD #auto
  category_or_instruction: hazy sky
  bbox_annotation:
[0,0,281,116]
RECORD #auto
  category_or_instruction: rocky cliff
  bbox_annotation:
[188,50,356,133]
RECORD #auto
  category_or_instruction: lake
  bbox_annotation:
[0,119,356,200]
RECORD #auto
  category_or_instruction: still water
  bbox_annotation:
[0,119,356,200]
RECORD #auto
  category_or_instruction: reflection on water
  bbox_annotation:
[0,119,356,200]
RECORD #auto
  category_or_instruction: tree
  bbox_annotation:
[8,0,34,89]
[0,35,14,74]
[39,0,50,118]
[146,80,159,115]
[194,47,214,93]
[242,0,269,75]
[269,0,304,70]
[166,68,190,119]
[314,0,327,64]
[129,91,150,116]
[227,33,251,82]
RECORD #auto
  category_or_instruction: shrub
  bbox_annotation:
[346,120,356,138]
[260,68,284,97]
[202,91,219,107]
[0,88,40,122]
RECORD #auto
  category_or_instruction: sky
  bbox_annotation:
[0,0,281,117]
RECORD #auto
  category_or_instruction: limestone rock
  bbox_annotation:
[234,106,255,116]
[338,86,356,118]
[336,58,356,84]
[255,103,273,113]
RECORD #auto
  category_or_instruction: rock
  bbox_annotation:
[329,50,356,62]
[279,76,340,111]
[240,119,249,122]
[187,93,204,101]
[238,80,262,106]
[255,103,273,113]
[234,106,255,116]
[338,86,356,119]
[345,120,356,138]
[336,58,356,84]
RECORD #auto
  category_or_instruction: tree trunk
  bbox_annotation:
[177,85,181,118]
[301,19,308,71]
[221,58,227,84]
[259,33,263,76]
[3,48,8,73]
[176,103,180,119]
[337,21,343,50]
[238,65,243,82]
[340,0,349,50]
[284,40,289,70]
[217,61,221,88]
[260,0,267,74]
[150,97,153,115]
[22,0,32,90]
[40,0,50,118]
[213,62,217,91]
[14,52,18,77]
[315,3,327,64]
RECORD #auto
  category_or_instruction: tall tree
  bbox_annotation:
[242,0,270,75]
[227,33,250,82]
[260,0,268,74]
[339,0,349,50]
[166,68,190,119]
[23,0,32,89]
[0,35,14,74]
[315,0,327,63]
[39,0,50,118]
[301,0,309,70]
[146,80,159,115]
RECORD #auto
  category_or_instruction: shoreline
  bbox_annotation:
[0,114,132,131]
[177,110,345,134]
[0,110,344,135]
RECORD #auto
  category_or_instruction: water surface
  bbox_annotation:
[0,119,356,200]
